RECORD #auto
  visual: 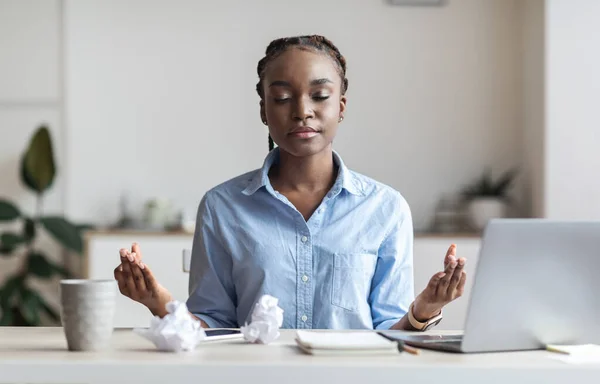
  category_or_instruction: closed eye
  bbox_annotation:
[313,95,330,101]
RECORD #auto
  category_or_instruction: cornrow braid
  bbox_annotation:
[257,35,349,152]
[268,134,274,151]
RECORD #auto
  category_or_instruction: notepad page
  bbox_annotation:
[296,331,396,350]
[546,344,600,364]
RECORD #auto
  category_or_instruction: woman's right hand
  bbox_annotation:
[114,243,173,317]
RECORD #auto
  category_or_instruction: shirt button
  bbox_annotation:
[301,315,308,322]
[301,236,308,243]
[302,275,309,282]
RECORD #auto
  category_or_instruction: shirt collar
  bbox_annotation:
[242,148,364,196]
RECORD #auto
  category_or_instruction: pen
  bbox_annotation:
[396,340,420,355]
[377,331,420,355]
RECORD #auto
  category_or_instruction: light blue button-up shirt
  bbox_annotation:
[186,148,414,330]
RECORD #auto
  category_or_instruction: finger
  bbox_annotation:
[444,244,457,267]
[120,259,138,299]
[447,258,466,294]
[141,263,159,293]
[437,259,457,296]
[427,271,446,292]
[120,248,133,262]
[114,266,129,296]
[130,262,147,292]
[132,242,143,261]
[456,270,467,296]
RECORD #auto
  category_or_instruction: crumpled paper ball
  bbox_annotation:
[240,295,284,344]
[134,300,206,352]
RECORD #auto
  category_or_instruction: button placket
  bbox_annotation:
[297,229,312,328]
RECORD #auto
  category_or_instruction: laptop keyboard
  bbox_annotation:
[400,334,463,343]
[416,335,463,344]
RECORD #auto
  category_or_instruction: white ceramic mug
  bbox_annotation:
[60,279,117,351]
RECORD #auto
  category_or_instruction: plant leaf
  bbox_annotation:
[21,125,56,193]
[0,276,24,309]
[27,252,54,278]
[0,199,20,221]
[39,295,60,322]
[40,216,83,253]
[20,155,40,193]
[19,286,41,325]
[0,232,25,252]
[0,275,24,325]
[24,217,36,242]
[0,245,14,256]
[0,306,13,326]
[76,223,95,233]
[51,263,72,278]
[493,168,518,195]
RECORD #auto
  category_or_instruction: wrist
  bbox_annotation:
[412,297,441,322]
[148,302,167,317]
[408,301,444,331]
[148,296,171,318]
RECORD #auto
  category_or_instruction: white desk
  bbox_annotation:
[0,327,598,384]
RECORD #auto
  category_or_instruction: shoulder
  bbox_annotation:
[197,169,259,210]
[349,170,411,215]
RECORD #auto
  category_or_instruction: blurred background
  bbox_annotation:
[1,0,597,328]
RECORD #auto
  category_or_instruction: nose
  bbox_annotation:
[292,96,314,121]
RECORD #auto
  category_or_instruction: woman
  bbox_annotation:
[114,35,466,330]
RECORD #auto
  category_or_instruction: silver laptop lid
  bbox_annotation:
[461,219,600,353]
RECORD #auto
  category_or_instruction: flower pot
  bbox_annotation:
[467,197,507,231]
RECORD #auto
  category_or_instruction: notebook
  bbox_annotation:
[295,331,399,355]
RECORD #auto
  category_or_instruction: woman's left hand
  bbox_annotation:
[411,244,467,321]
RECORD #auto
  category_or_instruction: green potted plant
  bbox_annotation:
[461,168,518,231]
[0,125,92,326]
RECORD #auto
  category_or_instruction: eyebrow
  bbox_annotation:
[268,78,334,87]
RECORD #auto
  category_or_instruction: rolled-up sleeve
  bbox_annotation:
[186,193,238,328]
[369,194,415,330]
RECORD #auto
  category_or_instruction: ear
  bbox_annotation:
[339,95,347,120]
[260,99,267,125]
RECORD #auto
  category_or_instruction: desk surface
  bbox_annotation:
[0,327,598,384]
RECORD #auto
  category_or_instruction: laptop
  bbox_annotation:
[380,219,600,353]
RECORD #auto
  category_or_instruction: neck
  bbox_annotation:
[269,147,337,193]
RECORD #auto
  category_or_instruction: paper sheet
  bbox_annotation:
[547,344,600,364]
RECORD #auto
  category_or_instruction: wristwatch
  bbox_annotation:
[408,302,443,331]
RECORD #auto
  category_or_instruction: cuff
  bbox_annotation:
[192,313,222,328]
[375,318,401,330]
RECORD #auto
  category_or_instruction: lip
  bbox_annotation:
[289,126,319,139]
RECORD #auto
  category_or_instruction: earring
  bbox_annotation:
[338,116,344,122]
[262,120,267,125]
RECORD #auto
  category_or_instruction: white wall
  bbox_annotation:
[0,0,65,318]
[545,0,600,219]
[0,0,63,212]
[0,0,60,103]
[63,0,525,231]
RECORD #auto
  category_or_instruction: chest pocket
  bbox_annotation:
[331,253,378,312]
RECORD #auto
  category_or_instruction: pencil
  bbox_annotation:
[378,331,421,355]
[402,343,420,355]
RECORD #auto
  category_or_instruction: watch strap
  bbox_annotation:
[408,302,443,331]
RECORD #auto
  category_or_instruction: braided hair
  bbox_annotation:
[256,35,349,152]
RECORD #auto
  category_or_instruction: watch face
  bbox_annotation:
[423,317,442,331]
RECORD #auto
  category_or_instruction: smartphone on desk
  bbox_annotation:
[204,329,243,341]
